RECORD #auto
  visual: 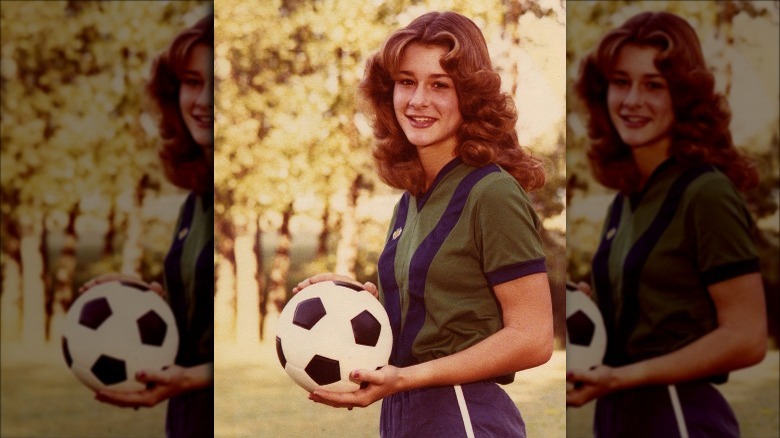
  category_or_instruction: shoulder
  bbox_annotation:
[683,167,745,209]
[469,165,531,205]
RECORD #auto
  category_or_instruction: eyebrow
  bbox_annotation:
[397,70,452,80]
[610,70,665,80]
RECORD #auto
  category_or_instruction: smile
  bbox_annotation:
[620,115,650,128]
[192,115,214,126]
[407,115,436,128]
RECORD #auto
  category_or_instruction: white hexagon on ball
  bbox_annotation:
[62,281,179,392]
[566,288,607,372]
[275,281,393,393]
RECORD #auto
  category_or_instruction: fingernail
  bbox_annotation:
[352,371,360,379]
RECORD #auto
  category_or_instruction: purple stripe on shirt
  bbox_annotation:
[485,257,547,286]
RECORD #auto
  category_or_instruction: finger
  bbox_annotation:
[363,282,379,298]
[349,369,383,385]
[309,390,358,408]
[148,282,166,299]
[135,369,170,385]
[577,281,593,297]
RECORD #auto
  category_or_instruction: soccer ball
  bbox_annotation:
[62,280,179,392]
[566,287,607,371]
[276,281,392,393]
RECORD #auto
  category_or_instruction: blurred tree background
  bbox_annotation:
[566,0,779,345]
[214,0,568,349]
[0,1,212,349]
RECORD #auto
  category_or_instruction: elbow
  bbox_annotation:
[742,329,768,367]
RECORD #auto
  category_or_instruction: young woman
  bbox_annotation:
[79,13,214,438]
[295,11,553,437]
[566,11,767,437]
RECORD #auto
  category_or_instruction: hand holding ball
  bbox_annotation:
[62,280,179,392]
[276,281,392,393]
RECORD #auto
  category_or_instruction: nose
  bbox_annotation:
[408,85,429,108]
[622,83,642,108]
[197,78,214,107]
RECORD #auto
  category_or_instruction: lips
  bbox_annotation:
[406,115,436,128]
[192,114,214,128]
[619,114,650,129]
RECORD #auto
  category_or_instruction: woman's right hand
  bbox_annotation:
[293,273,378,298]
[567,281,593,298]
[79,273,166,299]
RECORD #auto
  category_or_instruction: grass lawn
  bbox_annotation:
[1,342,166,438]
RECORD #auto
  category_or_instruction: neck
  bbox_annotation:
[633,140,671,188]
[418,145,457,191]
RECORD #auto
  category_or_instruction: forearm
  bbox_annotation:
[613,323,766,391]
[181,362,213,391]
[400,323,553,391]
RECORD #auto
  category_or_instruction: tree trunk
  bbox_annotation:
[215,217,237,344]
[1,214,23,342]
[316,197,331,259]
[120,174,148,276]
[254,221,267,340]
[102,200,116,261]
[235,214,260,347]
[334,175,362,277]
[263,203,293,343]
[20,210,47,347]
[49,204,80,341]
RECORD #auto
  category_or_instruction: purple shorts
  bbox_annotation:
[594,380,738,438]
[380,381,525,437]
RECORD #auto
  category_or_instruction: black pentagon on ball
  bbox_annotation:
[137,310,168,346]
[79,297,112,330]
[276,336,287,368]
[305,354,341,386]
[62,337,73,368]
[351,310,382,347]
[293,297,326,330]
[567,310,595,346]
[91,354,127,386]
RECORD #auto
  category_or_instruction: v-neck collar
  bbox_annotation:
[416,157,462,212]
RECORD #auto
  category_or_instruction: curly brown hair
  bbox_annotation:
[576,11,758,193]
[360,11,545,195]
[147,13,213,194]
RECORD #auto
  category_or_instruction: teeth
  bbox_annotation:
[410,116,434,123]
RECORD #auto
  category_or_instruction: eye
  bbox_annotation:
[645,81,666,90]
[432,81,450,89]
[608,77,629,87]
[396,79,414,86]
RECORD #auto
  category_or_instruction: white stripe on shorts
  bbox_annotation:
[454,385,476,438]
[667,384,690,438]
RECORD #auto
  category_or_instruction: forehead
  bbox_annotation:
[398,43,448,73]
[612,43,662,74]
[183,44,212,72]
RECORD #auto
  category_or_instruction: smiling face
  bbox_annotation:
[393,43,463,156]
[607,44,675,154]
[179,43,214,155]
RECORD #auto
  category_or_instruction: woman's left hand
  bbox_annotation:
[308,366,403,410]
[566,365,617,407]
[95,365,190,409]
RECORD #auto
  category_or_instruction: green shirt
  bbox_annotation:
[378,159,546,381]
[593,161,759,366]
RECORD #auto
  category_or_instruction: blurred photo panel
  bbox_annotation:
[1,2,213,437]
[566,1,778,437]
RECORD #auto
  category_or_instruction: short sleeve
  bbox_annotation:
[686,173,760,285]
[473,173,547,286]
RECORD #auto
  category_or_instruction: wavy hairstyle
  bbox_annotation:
[360,11,545,195]
[147,13,213,195]
[576,11,758,193]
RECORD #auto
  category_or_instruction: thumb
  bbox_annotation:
[136,368,170,385]
[350,368,383,385]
